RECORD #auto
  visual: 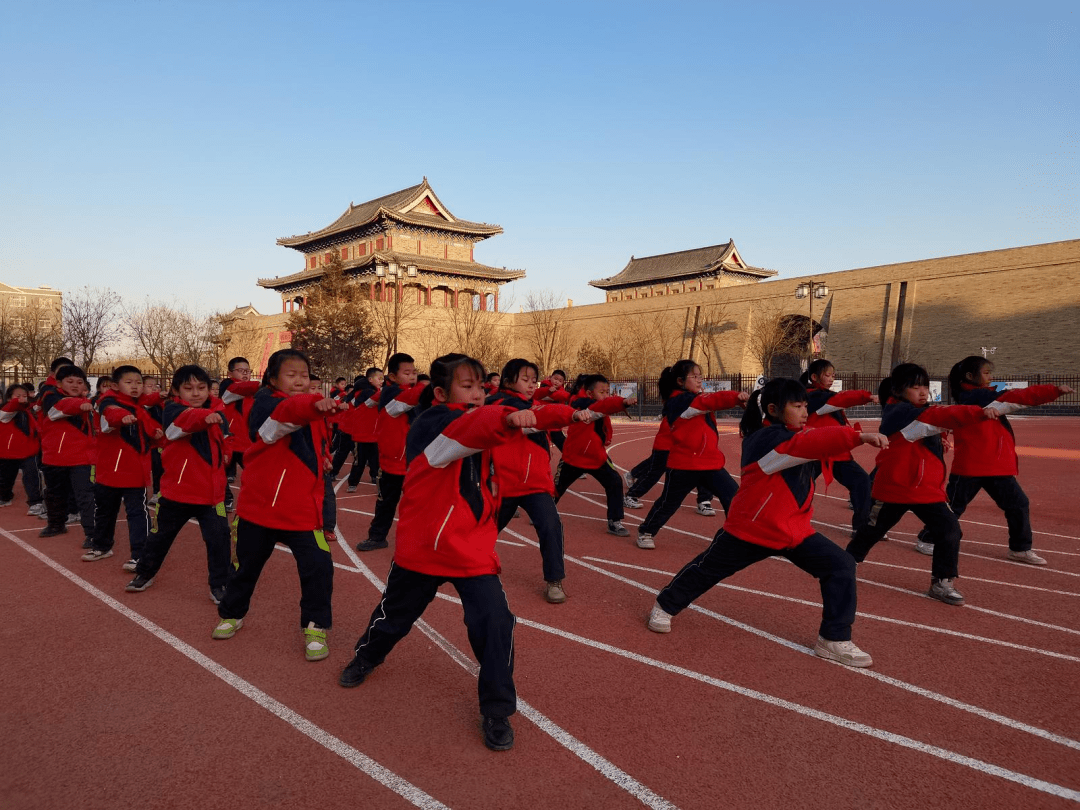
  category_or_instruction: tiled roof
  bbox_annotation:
[589,241,776,289]
[258,250,525,290]
[277,179,502,248]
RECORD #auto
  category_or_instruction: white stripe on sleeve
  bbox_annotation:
[385,399,416,418]
[165,424,190,441]
[757,449,813,474]
[221,389,245,405]
[424,434,481,468]
[48,407,67,422]
[900,421,943,442]
[817,404,842,415]
[679,407,707,420]
[258,417,300,444]
[0,410,16,424]
[987,400,1026,416]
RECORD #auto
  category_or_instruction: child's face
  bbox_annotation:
[814,366,836,390]
[115,373,143,399]
[508,368,538,398]
[900,385,930,406]
[390,362,418,387]
[680,366,704,394]
[368,371,384,388]
[230,362,251,382]
[59,376,84,397]
[441,366,485,408]
[770,400,808,429]
[968,364,993,387]
[175,377,210,407]
[144,378,160,394]
[308,379,323,394]
[589,382,610,401]
[271,358,311,395]
[10,388,29,403]
[550,373,566,389]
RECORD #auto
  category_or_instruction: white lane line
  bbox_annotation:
[498,530,1080,798]
[578,555,1080,663]
[0,527,449,810]
[509,526,1080,757]
[333,527,679,810]
[855,558,1080,598]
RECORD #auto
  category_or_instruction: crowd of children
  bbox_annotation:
[2,349,1071,753]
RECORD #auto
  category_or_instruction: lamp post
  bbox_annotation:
[794,280,829,360]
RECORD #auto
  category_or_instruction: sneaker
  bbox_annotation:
[81,548,113,562]
[325,530,337,543]
[212,617,243,639]
[927,578,965,606]
[346,485,357,493]
[623,471,636,489]
[814,636,873,668]
[122,559,138,572]
[545,581,567,604]
[125,574,154,592]
[0,499,11,507]
[26,503,45,516]
[482,715,514,751]
[647,602,672,633]
[39,525,67,538]
[1008,549,1047,566]
[636,532,655,550]
[148,493,160,506]
[339,655,376,687]
[607,521,630,537]
[303,622,329,661]
[623,495,643,510]
[209,585,226,604]
[66,513,81,525]
[696,501,716,517]
[915,541,935,556]
[227,475,236,483]
[355,539,388,552]
[81,536,93,549]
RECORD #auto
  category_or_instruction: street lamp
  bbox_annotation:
[794,281,829,359]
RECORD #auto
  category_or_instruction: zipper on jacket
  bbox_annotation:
[583,438,592,456]
[751,493,773,522]
[177,459,189,484]
[699,436,707,455]
[114,449,123,472]
[434,505,455,550]
[915,460,925,488]
[271,468,287,507]
[5,436,10,451]
[58,433,66,454]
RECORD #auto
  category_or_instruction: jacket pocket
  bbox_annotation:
[270,468,287,507]
[434,505,455,550]
[751,493,773,522]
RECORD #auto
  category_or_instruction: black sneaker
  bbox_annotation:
[607,521,630,537]
[39,525,68,538]
[482,715,514,751]
[210,585,226,605]
[355,539,389,552]
[126,574,154,593]
[81,536,93,549]
[339,656,376,688]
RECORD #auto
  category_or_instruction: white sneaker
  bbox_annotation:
[814,637,873,667]
[647,603,672,633]
[696,502,716,517]
[346,485,356,493]
[927,578,965,606]
[623,471,635,489]
[914,541,934,556]
[624,495,643,509]
[636,532,655,549]
[0,499,12,507]
[66,513,80,525]
[27,503,45,516]
[122,559,138,572]
[1008,549,1047,566]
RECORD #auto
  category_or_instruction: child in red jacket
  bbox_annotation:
[913,356,1074,565]
[488,359,601,604]
[330,367,383,491]
[38,365,96,541]
[553,374,637,536]
[534,369,570,451]
[356,353,427,552]
[801,359,879,535]
[636,361,748,549]
[219,356,260,510]
[339,353,537,751]
[847,363,998,606]
[648,378,888,668]
[0,383,43,515]
[212,350,342,662]
[81,366,161,567]
[125,365,232,604]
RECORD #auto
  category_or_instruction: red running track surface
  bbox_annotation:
[2,417,1078,809]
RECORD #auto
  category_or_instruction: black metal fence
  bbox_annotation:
[608,373,1080,420]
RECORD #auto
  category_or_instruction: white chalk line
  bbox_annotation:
[0,527,449,810]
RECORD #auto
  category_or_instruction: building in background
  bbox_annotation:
[0,283,63,383]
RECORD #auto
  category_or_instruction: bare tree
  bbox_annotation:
[212,309,269,377]
[523,290,573,375]
[125,299,216,379]
[367,273,426,364]
[692,301,731,377]
[745,300,803,377]
[11,296,66,378]
[62,286,124,369]
[575,330,630,379]
[446,297,512,373]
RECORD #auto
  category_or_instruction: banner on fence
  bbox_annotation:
[992,381,1028,391]
[702,380,732,393]
[929,381,943,403]
[612,382,638,400]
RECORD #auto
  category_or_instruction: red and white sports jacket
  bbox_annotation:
[376,382,428,476]
[40,390,95,466]
[394,403,520,578]
[665,390,745,471]
[534,380,570,404]
[804,387,875,462]
[723,422,863,550]
[562,394,629,469]
[219,379,260,455]
[239,389,333,531]
[161,397,230,505]
[338,379,381,443]
[949,383,1063,477]
[0,400,39,460]
[871,400,988,504]
[486,390,578,498]
[95,392,158,489]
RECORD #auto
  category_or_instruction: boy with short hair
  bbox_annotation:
[331,367,383,491]
[356,354,426,552]
[219,357,259,507]
[38,365,96,540]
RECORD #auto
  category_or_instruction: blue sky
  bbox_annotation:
[1,1,1076,315]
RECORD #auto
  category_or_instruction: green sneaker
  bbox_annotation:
[303,622,329,662]
[212,618,243,639]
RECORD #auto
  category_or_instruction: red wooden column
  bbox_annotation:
[452,289,459,308]
[425,285,432,305]
[282,299,287,313]
[493,290,499,312]
[479,292,487,311]
[369,281,376,301]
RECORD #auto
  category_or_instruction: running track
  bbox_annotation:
[2,418,1077,809]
